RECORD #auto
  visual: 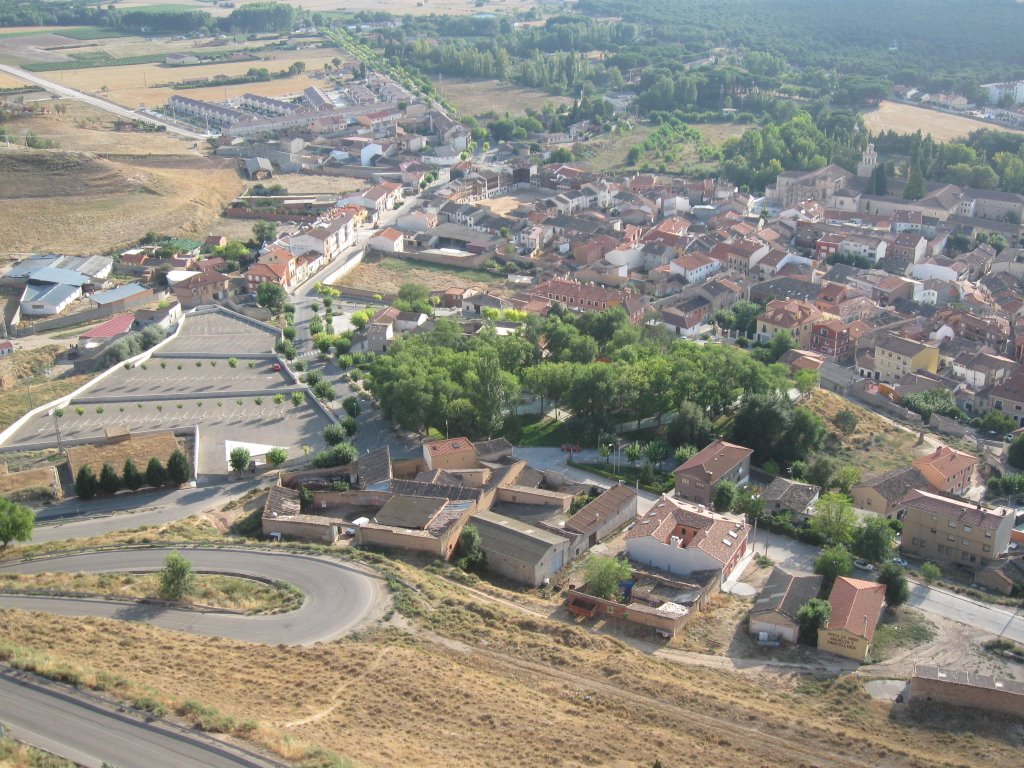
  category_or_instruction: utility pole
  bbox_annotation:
[53,410,64,453]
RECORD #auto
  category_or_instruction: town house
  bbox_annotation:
[673,439,752,506]
[900,489,1014,569]
[625,495,750,580]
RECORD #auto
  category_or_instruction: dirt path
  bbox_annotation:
[437,576,855,676]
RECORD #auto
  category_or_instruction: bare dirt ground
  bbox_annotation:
[0,102,244,254]
[430,77,572,117]
[862,100,1024,142]
[337,256,506,295]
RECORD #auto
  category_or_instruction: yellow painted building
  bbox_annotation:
[872,334,939,384]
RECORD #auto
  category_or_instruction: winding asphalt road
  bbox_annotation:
[0,670,286,768]
[0,548,383,645]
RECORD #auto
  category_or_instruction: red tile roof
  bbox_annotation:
[826,577,886,641]
[80,313,135,340]
[673,439,752,484]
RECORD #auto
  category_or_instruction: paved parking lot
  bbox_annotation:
[159,313,278,355]
[10,398,331,475]
[95,359,292,398]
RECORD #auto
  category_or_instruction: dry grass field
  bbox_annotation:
[52,48,340,108]
[65,431,181,476]
[0,571,302,613]
[862,100,1024,142]
[430,77,572,117]
[0,100,245,253]
[336,256,506,295]
[805,389,933,476]
[1,552,1022,768]
[0,148,244,253]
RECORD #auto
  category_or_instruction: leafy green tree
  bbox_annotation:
[666,401,713,448]
[797,598,832,645]
[0,498,34,548]
[146,457,167,488]
[902,388,962,421]
[256,283,287,315]
[813,545,854,590]
[158,552,195,601]
[644,440,669,471]
[122,458,143,491]
[624,441,644,469]
[713,479,738,512]
[793,368,820,394]
[1008,435,1024,470]
[673,444,697,466]
[903,163,926,200]
[733,490,764,521]
[343,396,361,418]
[229,447,252,476]
[99,463,120,495]
[583,556,632,601]
[167,449,192,486]
[810,493,858,546]
[75,466,98,500]
[832,408,859,436]
[805,457,837,489]
[876,562,910,606]
[920,562,941,584]
[978,409,1016,435]
[267,447,288,467]
[852,516,896,562]
[832,466,861,495]
[453,524,486,571]
[252,220,276,244]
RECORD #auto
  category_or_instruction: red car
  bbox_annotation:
[272,363,282,372]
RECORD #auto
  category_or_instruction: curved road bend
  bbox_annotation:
[0,670,286,768]
[0,64,207,139]
[0,548,384,646]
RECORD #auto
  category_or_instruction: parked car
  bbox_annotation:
[891,557,909,568]
[853,558,876,572]
[272,362,282,372]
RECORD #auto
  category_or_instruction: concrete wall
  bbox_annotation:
[626,537,723,577]
[262,516,337,543]
[357,525,450,558]
[495,485,572,512]
[749,612,799,644]
[910,673,1024,718]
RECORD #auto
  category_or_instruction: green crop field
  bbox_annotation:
[56,27,131,41]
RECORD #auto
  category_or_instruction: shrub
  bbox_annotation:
[76,407,85,416]
[323,423,347,445]
[921,562,941,584]
[228,357,238,368]
[146,457,167,487]
[273,394,285,405]
[312,380,336,401]
[122,458,143,491]
[342,396,361,418]
[158,552,195,601]
[291,391,305,407]
[74,466,98,499]
[98,463,120,495]
[341,416,359,436]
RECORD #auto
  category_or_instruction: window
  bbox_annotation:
[962,552,970,561]
[963,525,972,533]
[983,544,992,553]
[947,534,956,542]
[948,520,957,528]
[984,530,992,538]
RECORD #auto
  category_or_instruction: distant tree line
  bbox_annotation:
[0,1,303,36]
